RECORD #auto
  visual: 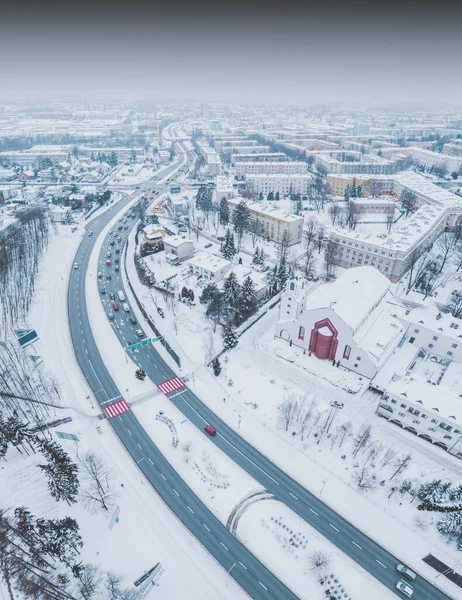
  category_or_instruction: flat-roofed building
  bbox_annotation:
[163,235,194,264]
[247,174,311,196]
[235,161,307,177]
[188,252,232,283]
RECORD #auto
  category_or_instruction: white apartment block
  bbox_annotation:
[328,172,462,282]
[377,380,462,458]
[408,147,462,173]
[227,145,270,155]
[188,252,231,283]
[235,161,308,177]
[313,151,398,175]
[246,174,311,196]
[227,198,303,246]
[0,150,68,167]
[81,147,145,162]
[443,142,462,158]
[233,153,287,163]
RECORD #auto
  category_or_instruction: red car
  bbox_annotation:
[106,260,111,266]
[112,302,119,311]
[204,425,216,436]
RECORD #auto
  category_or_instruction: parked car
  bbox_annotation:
[73,263,79,269]
[204,425,216,436]
[217,236,225,242]
[112,302,119,311]
[136,329,144,338]
[396,581,413,597]
[204,243,213,249]
[330,401,344,409]
[396,565,416,581]
[129,316,137,325]
[88,231,93,237]
[107,312,115,321]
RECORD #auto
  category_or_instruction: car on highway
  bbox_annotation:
[204,243,213,249]
[106,260,111,266]
[73,263,79,269]
[109,230,113,235]
[110,240,115,246]
[396,565,416,581]
[88,231,93,236]
[110,293,115,300]
[98,272,103,278]
[204,425,216,436]
[106,274,112,280]
[106,252,111,258]
[115,266,120,272]
[118,225,123,230]
[117,236,122,242]
[100,288,106,294]
[396,581,413,597]
[112,302,119,311]
[107,312,115,320]
[115,258,120,264]
[115,248,120,254]
[136,329,144,337]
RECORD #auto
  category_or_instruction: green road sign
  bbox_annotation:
[127,337,161,350]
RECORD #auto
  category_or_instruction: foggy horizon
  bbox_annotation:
[1,0,461,107]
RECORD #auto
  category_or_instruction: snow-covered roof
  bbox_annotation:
[163,235,193,248]
[189,252,231,273]
[392,304,462,343]
[305,266,390,333]
[387,378,462,425]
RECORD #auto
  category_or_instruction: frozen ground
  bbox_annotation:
[10,211,248,600]
[237,500,395,600]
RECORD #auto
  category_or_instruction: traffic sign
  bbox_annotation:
[127,337,161,350]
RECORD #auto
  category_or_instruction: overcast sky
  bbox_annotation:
[1,0,461,107]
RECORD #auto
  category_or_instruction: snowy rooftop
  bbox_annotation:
[163,235,193,248]
[228,198,303,223]
[189,252,231,273]
[387,378,462,425]
[227,265,267,292]
[246,174,311,180]
[216,175,234,191]
[391,304,462,343]
[305,266,390,333]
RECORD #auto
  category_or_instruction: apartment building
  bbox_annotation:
[235,161,308,177]
[442,142,462,158]
[81,147,145,162]
[327,174,372,196]
[227,198,303,246]
[246,174,311,196]
[377,380,462,458]
[349,198,395,216]
[0,150,68,167]
[233,153,287,163]
[408,147,462,174]
[313,151,398,175]
[226,145,270,155]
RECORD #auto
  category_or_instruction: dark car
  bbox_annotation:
[110,292,115,300]
[115,248,120,254]
[129,316,137,325]
[115,266,120,272]
[110,240,115,246]
[115,258,120,264]
[100,288,106,294]
[217,236,225,242]
[106,274,112,281]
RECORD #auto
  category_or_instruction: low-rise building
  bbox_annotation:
[349,198,395,216]
[143,225,166,247]
[227,198,303,246]
[377,379,462,458]
[158,151,170,164]
[215,175,236,204]
[81,147,145,162]
[233,153,287,163]
[163,235,194,264]
[226,265,268,297]
[188,252,231,283]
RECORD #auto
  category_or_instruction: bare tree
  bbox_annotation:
[315,225,325,254]
[363,441,383,467]
[400,190,416,217]
[405,249,429,294]
[352,465,377,492]
[436,233,457,273]
[297,400,318,441]
[369,179,381,198]
[380,447,396,469]
[328,203,341,226]
[308,551,331,573]
[352,425,372,459]
[337,421,353,448]
[301,242,315,280]
[390,453,412,480]
[105,572,141,600]
[386,213,394,233]
[278,396,299,432]
[304,216,318,246]
[75,564,103,600]
[78,452,116,513]
[323,240,337,281]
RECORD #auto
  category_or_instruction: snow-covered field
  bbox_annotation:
[237,500,394,600]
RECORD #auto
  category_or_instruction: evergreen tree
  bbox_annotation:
[356,185,363,198]
[223,325,238,350]
[200,283,220,305]
[219,197,229,225]
[267,191,274,200]
[275,192,280,201]
[195,185,208,210]
[257,247,265,267]
[258,192,263,200]
[35,516,83,566]
[296,195,303,215]
[251,247,260,267]
[344,184,352,202]
[232,201,250,245]
[223,272,241,306]
[108,152,118,167]
[240,276,258,321]
[37,439,79,505]
[276,257,288,291]
[211,358,221,376]
[188,289,195,303]
[221,229,236,260]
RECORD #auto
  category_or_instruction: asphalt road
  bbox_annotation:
[70,152,453,600]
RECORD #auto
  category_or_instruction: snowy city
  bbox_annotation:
[1,2,462,600]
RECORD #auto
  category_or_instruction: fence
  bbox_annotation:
[123,242,181,368]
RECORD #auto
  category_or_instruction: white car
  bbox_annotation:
[396,564,416,581]
[73,263,79,269]
[396,580,413,597]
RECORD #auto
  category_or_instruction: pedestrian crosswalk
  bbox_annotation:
[157,376,184,395]
[104,399,130,419]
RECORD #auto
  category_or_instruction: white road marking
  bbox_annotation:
[309,508,319,516]
[352,541,363,550]
[137,443,142,450]
[289,492,298,500]
[127,429,132,436]
[188,506,194,514]
[203,524,210,532]
[85,348,88,354]
[148,458,154,465]
[376,560,387,569]
[181,398,280,485]
[259,582,268,591]
[173,489,180,497]
[239,562,247,570]
[220,542,228,551]
[160,473,166,480]
[329,524,340,532]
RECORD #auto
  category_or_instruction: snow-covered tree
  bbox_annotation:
[232,200,251,246]
[37,439,79,505]
[219,197,229,225]
[211,358,221,377]
[223,272,241,306]
[221,229,236,260]
[223,325,238,350]
[240,276,258,321]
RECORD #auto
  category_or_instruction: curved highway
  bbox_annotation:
[70,151,454,600]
